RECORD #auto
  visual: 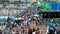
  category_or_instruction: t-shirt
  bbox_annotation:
[12,31,16,34]
[11,22,13,24]
[36,30,40,34]
[32,32,35,34]
[18,30,21,34]
[17,23,23,27]
[26,21,30,26]
[28,28,31,33]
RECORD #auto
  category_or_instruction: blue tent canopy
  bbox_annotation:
[50,3,59,10]
[58,4,60,10]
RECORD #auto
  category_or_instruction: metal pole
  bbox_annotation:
[40,13,43,34]
[49,12,50,22]
[4,11,5,23]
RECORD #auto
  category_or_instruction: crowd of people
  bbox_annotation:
[0,3,59,34]
[0,11,43,34]
[0,9,59,34]
[0,11,59,34]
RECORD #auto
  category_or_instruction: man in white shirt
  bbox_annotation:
[12,30,16,34]
[32,32,35,34]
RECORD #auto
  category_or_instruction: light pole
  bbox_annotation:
[40,13,43,34]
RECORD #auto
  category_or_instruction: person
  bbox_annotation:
[57,30,60,34]
[28,27,32,34]
[47,27,55,34]
[36,28,40,34]
[11,30,16,34]
[16,31,19,34]
[7,28,10,34]
[0,30,2,34]
[18,30,21,34]
[17,22,23,27]
[46,22,56,34]
[33,3,37,12]
[32,27,36,34]
[26,20,30,26]
[21,27,25,34]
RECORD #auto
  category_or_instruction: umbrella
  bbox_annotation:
[33,14,39,17]
[18,17,24,21]
[13,18,18,21]
[34,15,39,17]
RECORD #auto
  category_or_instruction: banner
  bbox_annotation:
[50,3,58,10]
